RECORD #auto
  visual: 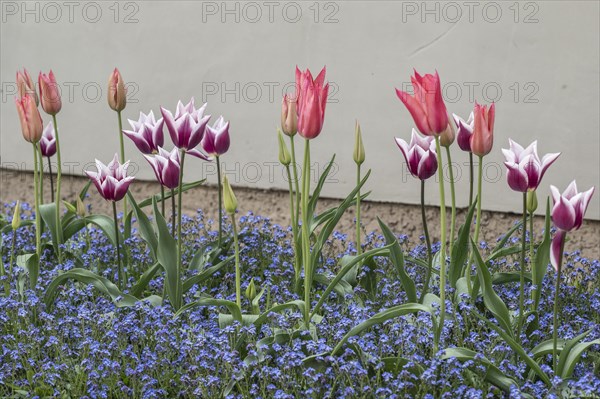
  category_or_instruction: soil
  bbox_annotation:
[2,169,599,260]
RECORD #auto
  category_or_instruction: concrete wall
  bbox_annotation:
[1,1,599,219]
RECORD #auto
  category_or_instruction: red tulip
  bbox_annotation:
[16,68,38,106]
[470,102,495,157]
[107,68,127,112]
[15,94,43,143]
[38,70,62,115]
[296,66,328,140]
[396,70,448,136]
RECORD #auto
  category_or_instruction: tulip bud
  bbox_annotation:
[38,70,62,115]
[527,190,538,214]
[108,68,127,112]
[277,129,291,166]
[245,278,257,301]
[76,196,86,217]
[439,122,455,147]
[11,201,21,230]
[16,69,38,106]
[353,120,365,165]
[223,175,238,215]
[15,94,43,143]
[281,95,297,136]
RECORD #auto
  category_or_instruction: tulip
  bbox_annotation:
[396,70,448,136]
[16,69,38,106]
[354,120,366,260]
[452,112,474,152]
[353,121,365,166]
[201,116,230,157]
[278,130,291,166]
[395,129,438,181]
[281,95,298,136]
[15,95,43,143]
[123,111,165,154]
[85,154,135,202]
[161,98,210,158]
[470,102,495,157]
[107,68,126,112]
[439,122,455,148]
[297,66,329,140]
[38,70,62,115]
[40,122,56,157]
[144,147,180,190]
[549,180,594,372]
[502,139,560,193]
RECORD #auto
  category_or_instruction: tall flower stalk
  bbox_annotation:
[354,121,365,257]
[433,135,447,354]
[223,175,240,306]
[108,68,128,216]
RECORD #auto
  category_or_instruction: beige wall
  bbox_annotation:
[1,1,599,219]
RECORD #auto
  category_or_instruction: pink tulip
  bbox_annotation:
[502,139,560,192]
[15,94,43,143]
[452,112,474,152]
[107,68,127,112]
[16,68,38,106]
[281,95,298,136]
[144,147,180,189]
[201,116,230,157]
[40,122,57,157]
[550,181,595,270]
[296,66,329,140]
[396,70,448,136]
[38,70,62,115]
[161,98,210,158]
[85,154,135,202]
[395,129,438,181]
[122,111,164,154]
[470,102,495,157]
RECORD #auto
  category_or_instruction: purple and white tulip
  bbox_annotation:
[550,181,595,270]
[161,98,210,158]
[85,154,135,202]
[452,112,474,152]
[144,147,180,189]
[502,139,560,192]
[395,129,438,181]
[40,122,57,157]
[201,116,230,157]
[122,111,164,154]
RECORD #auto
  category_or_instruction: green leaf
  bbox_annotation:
[137,180,205,208]
[129,262,162,298]
[62,218,86,242]
[532,198,551,310]
[360,257,379,298]
[310,245,391,319]
[16,253,39,288]
[218,313,259,328]
[174,298,242,322]
[85,214,122,248]
[182,256,234,293]
[442,348,528,396]
[188,240,231,271]
[531,338,567,359]
[127,191,158,260]
[307,154,336,218]
[44,268,161,310]
[253,300,307,327]
[313,272,353,297]
[486,245,523,262]
[491,219,523,255]
[380,357,424,376]
[39,203,59,255]
[449,197,477,288]
[153,197,180,310]
[492,271,532,285]
[378,218,417,303]
[560,339,600,379]
[331,303,433,356]
[556,330,595,378]
[472,310,551,386]
[471,239,513,336]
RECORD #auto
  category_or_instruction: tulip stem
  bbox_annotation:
[445,146,456,257]
[433,136,447,355]
[47,157,54,203]
[286,165,301,293]
[301,138,312,329]
[112,201,123,289]
[419,180,433,303]
[51,115,63,262]
[529,210,537,308]
[518,192,527,338]
[38,145,44,203]
[32,144,41,258]
[231,213,241,308]
[289,136,300,226]
[216,155,223,248]
[468,156,484,298]
[117,111,128,218]
[468,152,474,209]
[160,185,165,218]
[356,163,362,257]
[175,149,186,311]
[553,234,565,373]
[171,189,176,238]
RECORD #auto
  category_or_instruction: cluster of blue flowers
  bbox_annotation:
[1,201,599,398]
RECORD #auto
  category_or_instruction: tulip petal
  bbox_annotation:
[550,230,566,272]
[552,195,577,231]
